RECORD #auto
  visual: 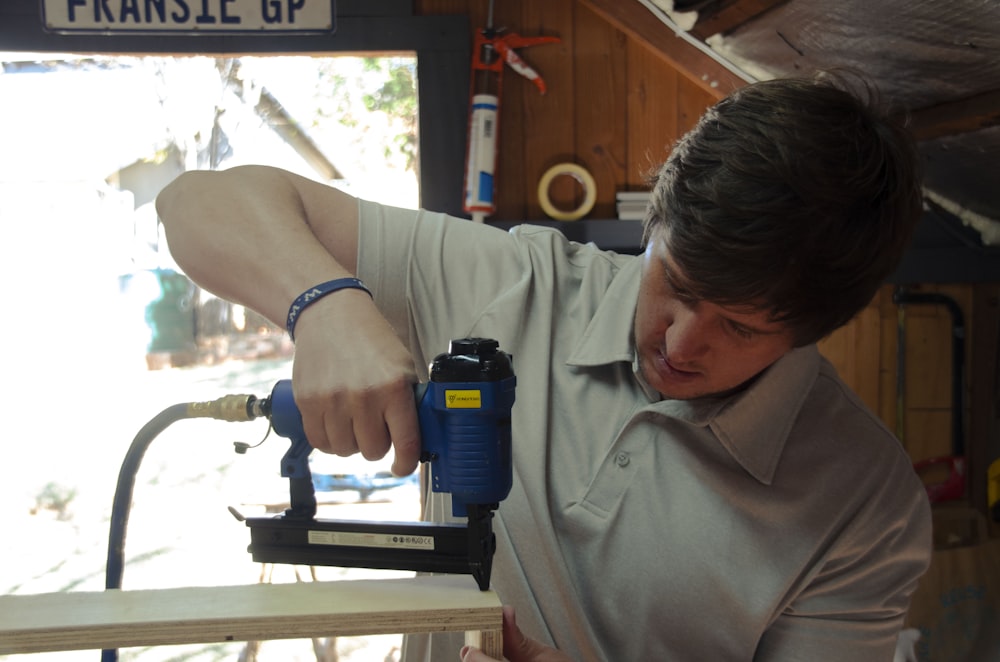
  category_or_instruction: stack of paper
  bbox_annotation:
[616,191,651,221]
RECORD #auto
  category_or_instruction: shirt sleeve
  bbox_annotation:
[355,199,531,371]
[755,462,932,661]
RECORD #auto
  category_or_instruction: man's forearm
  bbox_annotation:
[155,165,359,329]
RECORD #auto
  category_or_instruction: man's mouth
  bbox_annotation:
[664,358,700,377]
[655,349,701,379]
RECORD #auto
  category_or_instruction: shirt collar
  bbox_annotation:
[566,257,643,367]
[642,347,820,484]
[564,256,821,485]
[707,345,820,484]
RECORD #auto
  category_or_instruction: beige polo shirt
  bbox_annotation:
[357,200,932,661]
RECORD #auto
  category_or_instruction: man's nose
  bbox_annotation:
[665,305,711,363]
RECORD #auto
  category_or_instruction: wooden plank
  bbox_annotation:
[493,0,531,221]
[577,0,746,99]
[689,0,790,40]
[968,284,1000,514]
[901,308,954,410]
[573,3,628,219]
[0,576,502,656]
[521,0,577,220]
[626,40,679,187]
[878,284,902,436]
[906,89,1000,141]
[676,74,718,136]
[905,409,954,463]
[817,290,882,414]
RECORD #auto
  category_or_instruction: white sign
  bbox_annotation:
[41,0,335,34]
[308,530,436,551]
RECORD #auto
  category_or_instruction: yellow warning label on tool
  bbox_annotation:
[445,390,482,409]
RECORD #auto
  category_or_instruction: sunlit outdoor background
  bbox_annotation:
[0,52,422,662]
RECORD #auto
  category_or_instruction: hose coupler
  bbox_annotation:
[187,394,262,422]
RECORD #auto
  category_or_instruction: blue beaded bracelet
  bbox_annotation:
[286,277,373,341]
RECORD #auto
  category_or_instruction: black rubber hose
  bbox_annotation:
[102,402,192,662]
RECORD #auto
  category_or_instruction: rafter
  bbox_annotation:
[907,89,1000,141]
[688,0,790,40]
[577,0,748,98]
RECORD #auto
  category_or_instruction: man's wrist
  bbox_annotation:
[286,277,373,341]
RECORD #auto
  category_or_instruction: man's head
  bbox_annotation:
[643,71,923,348]
[634,72,923,400]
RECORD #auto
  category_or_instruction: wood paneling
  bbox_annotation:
[820,285,975,461]
[677,75,718,135]
[969,285,1000,517]
[491,0,532,221]
[417,0,720,220]
[521,0,577,220]
[817,289,882,412]
[626,39,680,188]
[573,3,628,219]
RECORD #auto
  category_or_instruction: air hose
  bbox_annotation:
[101,394,268,662]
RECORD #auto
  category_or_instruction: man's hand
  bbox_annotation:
[460,607,571,662]
[290,290,421,477]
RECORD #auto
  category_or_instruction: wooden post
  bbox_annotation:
[0,575,502,658]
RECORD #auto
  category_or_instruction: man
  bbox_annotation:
[156,72,931,661]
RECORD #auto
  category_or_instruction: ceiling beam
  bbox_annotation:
[688,0,790,40]
[907,89,1000,141]
[577,0,747,99]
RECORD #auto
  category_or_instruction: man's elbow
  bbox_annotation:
[155,169,211,229]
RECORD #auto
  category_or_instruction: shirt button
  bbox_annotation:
[615,451,631,467]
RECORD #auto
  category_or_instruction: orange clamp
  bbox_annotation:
[472,31,561,94]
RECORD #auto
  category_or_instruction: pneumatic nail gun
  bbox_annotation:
[243,337,516,590]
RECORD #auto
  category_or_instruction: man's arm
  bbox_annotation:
[155,166,421,474]
[155,165,359,324]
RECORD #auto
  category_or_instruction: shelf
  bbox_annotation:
[487,219,645,255]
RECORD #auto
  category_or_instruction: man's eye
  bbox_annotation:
[730,322,755,340]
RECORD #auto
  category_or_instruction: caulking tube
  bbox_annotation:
[464,93,499,223]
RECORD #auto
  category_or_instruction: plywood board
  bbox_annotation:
[0,575,502,656]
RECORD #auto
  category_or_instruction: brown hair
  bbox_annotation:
[644,71,923,346]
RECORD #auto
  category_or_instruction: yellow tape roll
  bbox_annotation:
[537,163,597,221]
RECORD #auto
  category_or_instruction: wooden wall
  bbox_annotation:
[820,283,1000,518]
[416,0,719,221]
[416,0,1000,518]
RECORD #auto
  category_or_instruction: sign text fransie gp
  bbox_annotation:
[41,0,335,34]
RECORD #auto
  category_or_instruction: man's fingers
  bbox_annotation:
[458,607,562,662]
[325,413,361,456]
[386,394,421,476]
[501,606,571,662]
[459,645,500,662]
[294,379,421,477]
[502,605,528,660]
[352,410,392,461]
[298,397,336,453]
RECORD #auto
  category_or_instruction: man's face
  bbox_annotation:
[634,229,796,400]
